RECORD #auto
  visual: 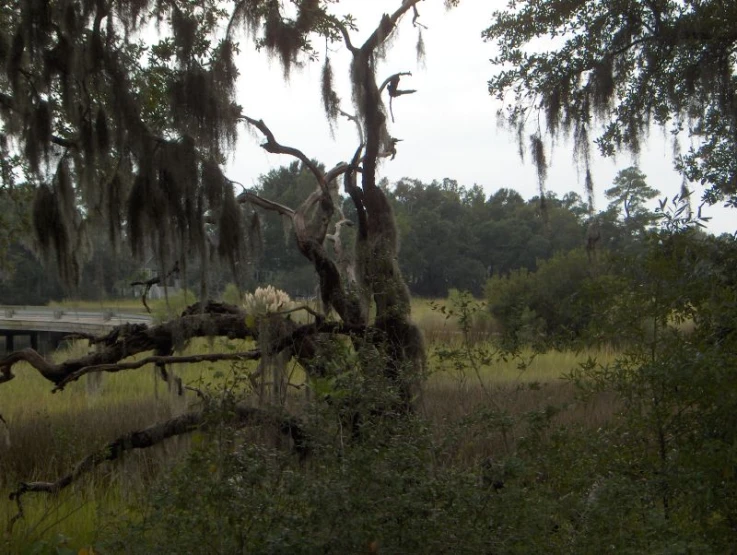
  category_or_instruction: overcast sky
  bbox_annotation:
[226,0,734,234]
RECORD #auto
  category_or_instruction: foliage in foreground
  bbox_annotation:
[98,393,736,554]
[4,219,737,553]
[0,223,731,552]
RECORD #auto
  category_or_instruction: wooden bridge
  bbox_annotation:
[0,306,152,354]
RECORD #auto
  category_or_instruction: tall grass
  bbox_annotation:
[48,298,147,313]
[1,296,619,550]
[0,336,263,550]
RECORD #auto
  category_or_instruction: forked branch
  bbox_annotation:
[130,261,181,313]
[242,116,328,192]
[379,72,414,96]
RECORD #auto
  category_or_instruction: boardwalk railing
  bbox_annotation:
[0,306,153,353]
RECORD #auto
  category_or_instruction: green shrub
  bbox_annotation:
[74,232,737,554]
[485,249,618,348]
[100,418,503,554]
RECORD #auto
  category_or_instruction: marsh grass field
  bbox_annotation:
[0,298,619,550]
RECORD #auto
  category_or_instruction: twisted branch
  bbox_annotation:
[8,404,309,531]
[237,190,295,217]
[0,304,257,390]
[130,261,180,313]
[242,116,329,193]
[0,301,371,393]
[54,350,262,391]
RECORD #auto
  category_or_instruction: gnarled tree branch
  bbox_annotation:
[361,1,423,55]
[7,404,309,531]
[379,71,413,95]
[242,116,329,193]
[236,190,295,217]
[55,350,262,391]
[0,303,258,389]
[0,301,372,393]
[130,261,180,313]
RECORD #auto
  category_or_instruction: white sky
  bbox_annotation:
[226,0,734,234]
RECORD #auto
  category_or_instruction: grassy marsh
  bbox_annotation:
[0,297,619,550]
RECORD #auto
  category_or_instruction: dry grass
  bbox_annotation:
[413,298,498,344]
[422,344,619,463]
[0,338,260,476]
[0,337,261,549]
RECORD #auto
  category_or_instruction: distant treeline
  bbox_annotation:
[0,162,718,305]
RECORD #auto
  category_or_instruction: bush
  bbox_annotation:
[100,418,504,554]
[99,390,737,553]
[485,249,617,348]
[70,232,737,553]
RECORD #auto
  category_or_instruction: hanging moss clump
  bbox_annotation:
[33,183,76,285]
[218,183,244,279]
[321,57,341,131]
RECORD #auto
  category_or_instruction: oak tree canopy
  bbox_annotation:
[484,0,737,205]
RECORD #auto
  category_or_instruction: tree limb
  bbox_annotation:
[55,350,262,391]
[380,73,416,123]
[130,261,180,314]
[241,121,358,198]
[242,116,328,193]
[324,162,352,186]
[379,71,413,95]
[0,301,372,392]
[7,404,309,531]
[345,145,367,240]
[354,4,420,190]
[361,1,423,54]
[326,217,358,288]
[0,93,76,149]
[412,4,427,29]
[339,109,364,144]
[333,20,359,54]
[236,190,295,217]
[271,304,325,323]
[0,306,258,389]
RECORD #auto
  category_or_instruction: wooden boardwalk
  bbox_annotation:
[0,306,152,353]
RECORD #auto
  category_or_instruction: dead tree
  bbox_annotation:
[0,0,433,517]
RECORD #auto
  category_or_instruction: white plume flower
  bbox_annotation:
[243,285,292,315]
